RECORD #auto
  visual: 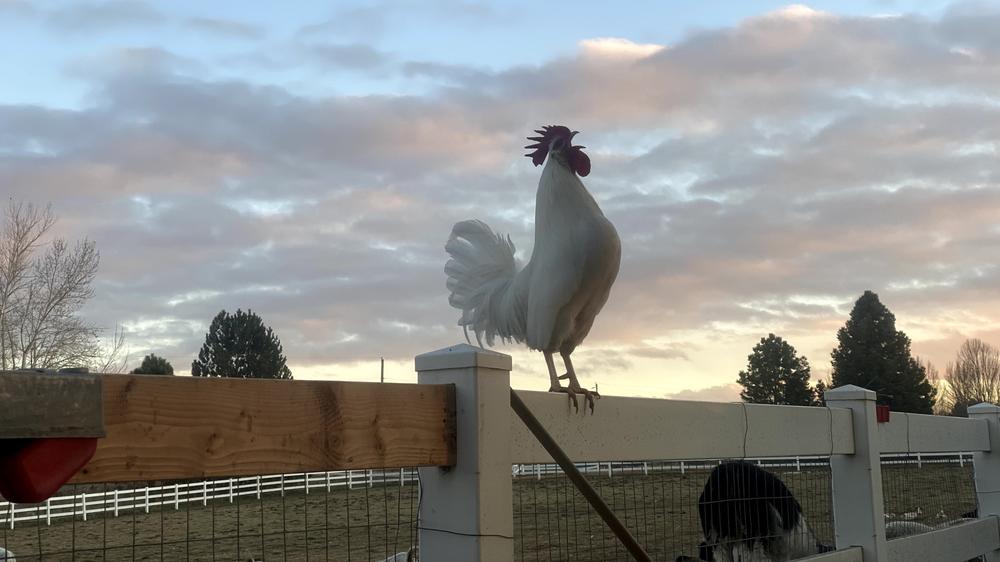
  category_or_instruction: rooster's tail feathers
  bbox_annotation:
[445,220,526,347]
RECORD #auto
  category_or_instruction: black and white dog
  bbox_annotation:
[677,461,832,562]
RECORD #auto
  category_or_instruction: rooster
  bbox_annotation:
[444,125,621,412]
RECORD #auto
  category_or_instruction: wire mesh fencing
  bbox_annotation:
[509,454,982,561]
[0,455,982,560]
[881,454,979,541]
[0,468,419,561]
[512,458,833,562]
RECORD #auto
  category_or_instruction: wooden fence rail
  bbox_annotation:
[77,375,456,482]
[0,371,456,483]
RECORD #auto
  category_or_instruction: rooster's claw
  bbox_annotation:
[548,384,600,414]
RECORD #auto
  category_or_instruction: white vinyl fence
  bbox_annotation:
[414,344,1000,562]
[511,452,974,479]
[0,468,417,529]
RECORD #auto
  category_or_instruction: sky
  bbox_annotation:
[2,0,999,401]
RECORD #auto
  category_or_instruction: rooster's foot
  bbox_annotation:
[548,383,581,413]
[569,384,600,414]
[548,382,599,414]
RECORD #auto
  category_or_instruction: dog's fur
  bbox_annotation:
[677,462,831,562]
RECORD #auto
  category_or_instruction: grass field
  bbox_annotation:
[0,462,978,562]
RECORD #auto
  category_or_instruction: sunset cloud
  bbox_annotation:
[3,3,999,398]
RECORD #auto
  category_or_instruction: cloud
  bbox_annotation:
[0,0,35,17]
[184,17,264,40]
[45,1,164,32]
[665,384,742,403]
[298,1,510,40]
[578,37,666,60]
[308,43,391,70]
[6,4,1000,395]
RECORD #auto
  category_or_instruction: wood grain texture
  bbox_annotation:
[72,375,455,483]
[0,371,104,438]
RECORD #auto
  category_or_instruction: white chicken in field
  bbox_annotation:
[445,125,621,412]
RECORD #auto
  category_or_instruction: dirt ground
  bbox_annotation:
[0,463,977,562]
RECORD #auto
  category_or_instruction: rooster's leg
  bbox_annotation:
[560,352,600,414]
[545,351,579,412]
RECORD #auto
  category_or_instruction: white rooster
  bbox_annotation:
[445,125,621,412]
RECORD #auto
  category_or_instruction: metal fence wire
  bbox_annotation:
[0,455,982,561]
[512,458,833,562]
[0,469,419,561]
[881,454,979,541]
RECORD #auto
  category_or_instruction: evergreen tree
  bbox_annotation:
[131,353,174,375]
[831,290,935,413]
[191,309,292,380]
[814,379,829,406]
[737,334,816,406]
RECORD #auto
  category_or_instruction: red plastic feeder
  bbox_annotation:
[0,369,104,504]
[0,437,98,503]
[876,404,891,423]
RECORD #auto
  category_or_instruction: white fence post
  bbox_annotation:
[416,343,514,562]
[825,385,887,562]
[82,493,87,521]
[968,403,1000,562]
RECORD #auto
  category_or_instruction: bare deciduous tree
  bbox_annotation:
[0,200,118,371]
[919,358,951,415]
[943,339,1000,416]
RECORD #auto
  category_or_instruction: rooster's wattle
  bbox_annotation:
[444,125,621,412]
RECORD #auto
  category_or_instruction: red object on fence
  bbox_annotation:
[0,437,98,503]
[876,405,890,423]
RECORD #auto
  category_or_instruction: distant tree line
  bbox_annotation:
[0,199,289,380]
[132,309,293,380]
[737,290,937,414]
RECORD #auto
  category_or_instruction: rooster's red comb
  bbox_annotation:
[524,125,590,176]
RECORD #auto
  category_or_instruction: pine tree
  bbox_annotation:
[814,379,829,406]
[191,309,292,380]
[737,334,816,406]
[831,290,935,413]
[131,353,174,375]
